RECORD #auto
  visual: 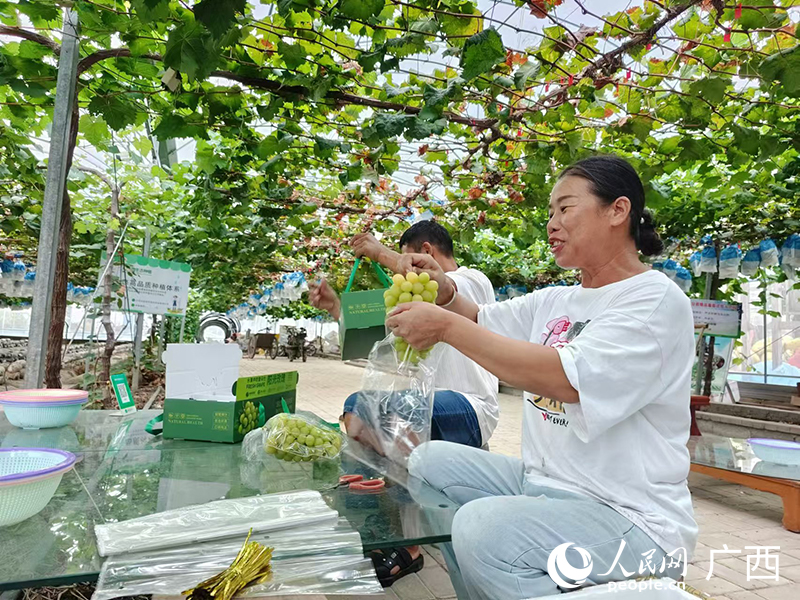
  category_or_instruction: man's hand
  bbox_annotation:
[308,278,341,320]
[402,253,455,306]
[350,233,386,262]
[386,303,454,349]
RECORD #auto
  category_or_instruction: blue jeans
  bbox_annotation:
[408,442,684,599]
[343,390,483,448]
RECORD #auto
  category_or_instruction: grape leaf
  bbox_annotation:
[460,28,505,80]
[87,95,141,130]
[152,114,209,140]
[130,0,170,23]
[278,41,306,69]
[758,46,800,97]
[195,0,246,39]
[163,21,218,81]
[514,60,540,90]
[689,77,729,104]
[337,0,385,21]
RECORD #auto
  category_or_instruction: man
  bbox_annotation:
[309,220,499,585]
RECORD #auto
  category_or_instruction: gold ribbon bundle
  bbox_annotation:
[183,530,274,600]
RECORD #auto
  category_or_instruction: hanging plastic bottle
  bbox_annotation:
[759,239,779,267]
[662,259,679,281]
[741,248,761,277]
[688,252,702,277]
[699,239,717,273]
[718,244,742,279]
[675,267,693,293]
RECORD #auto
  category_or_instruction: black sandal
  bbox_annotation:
[369,547,424,587]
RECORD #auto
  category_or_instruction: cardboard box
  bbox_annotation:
[161,343,298,443]
[339,258,392,361]
[162,373,298,443]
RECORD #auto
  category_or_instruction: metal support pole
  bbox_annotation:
[179,315,186,344]
[694,273,715,395]
[132,229,150,392]
[25,9,80,389]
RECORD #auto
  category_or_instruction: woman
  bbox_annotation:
[386,156,697,599]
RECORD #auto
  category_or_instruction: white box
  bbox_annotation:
[162,343,241,401]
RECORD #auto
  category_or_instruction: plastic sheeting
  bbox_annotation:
[93,519,381,599]
[94,490,338,556]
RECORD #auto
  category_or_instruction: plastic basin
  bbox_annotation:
[748,438,800,466]
[0,389,88,430]
[0,448,76,527]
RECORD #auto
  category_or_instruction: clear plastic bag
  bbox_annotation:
[264,411,344,462]
[94,490,338,556]
[348,333,441,466]
[93,519,382,600]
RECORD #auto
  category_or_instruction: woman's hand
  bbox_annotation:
[308,278,341,320]
[401,253,454,305]
[386,302,454,349]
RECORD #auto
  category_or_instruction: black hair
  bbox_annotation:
[398,220,455,257]
[558,155,663,257]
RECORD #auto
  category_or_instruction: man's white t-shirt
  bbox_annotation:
[478,270,697,559]
[434,267,499,445]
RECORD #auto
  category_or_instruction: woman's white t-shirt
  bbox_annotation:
[477,270,698,559]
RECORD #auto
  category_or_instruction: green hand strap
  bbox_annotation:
[343,258,392,293]
[145,414,163,435]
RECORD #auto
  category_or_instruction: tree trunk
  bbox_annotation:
[99,187,119,401]
[44,100,79,388]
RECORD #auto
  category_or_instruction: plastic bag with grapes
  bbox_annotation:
[349,331,442,466]
[264,412,344,463]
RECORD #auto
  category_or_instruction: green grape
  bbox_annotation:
[389,284,402,296]
[305,434,316,446]
[238,425,244,434]
[392,273,405,286]
[300,425,310,435]
[325,446,338,457]
[419,272,430,284]
[411,282,424,295]
[400,281,413,293]
[421,290,434,303]
[275,450,285,460]
[265,445,277,454]
[425,280,439,292]
[385,295,397,307]
[239,414,247,425]
[412,294,424,302]
[398,292,413,304]
[406,271,419,284]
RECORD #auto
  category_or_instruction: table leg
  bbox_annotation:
[781,485,800,533]
[690,464,800,534]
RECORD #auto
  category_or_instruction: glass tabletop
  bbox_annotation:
[688,435,800,481]
[0,409,457,591]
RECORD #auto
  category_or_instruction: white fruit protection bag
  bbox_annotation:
[348,333,442,466]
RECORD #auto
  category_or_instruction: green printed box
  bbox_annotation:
[162,371,298,443]
[339,288,388,361]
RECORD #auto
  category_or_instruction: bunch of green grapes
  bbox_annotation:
[237,402,258,434]
[383,271,439,363]
[264,413,343,462]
